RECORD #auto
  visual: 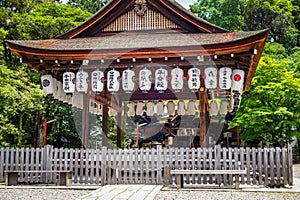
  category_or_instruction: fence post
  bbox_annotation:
[287,144,293,185]
[101,146,107,186]
[157,145,162,184]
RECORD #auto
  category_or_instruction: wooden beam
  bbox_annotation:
[102,103,108,147]
[82,93,90,148]
[199,78,209,147]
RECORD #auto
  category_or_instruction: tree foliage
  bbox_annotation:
[191,0,299,49]
[67,0,108,14]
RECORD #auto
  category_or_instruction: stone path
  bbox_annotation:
[78,185,162,200]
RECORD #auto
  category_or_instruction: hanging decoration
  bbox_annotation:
[76,70,89,93]
[167,101,175,116]
[177,100,186,115]
[171,67,184,92]
[209,100,218,116]
[219,67,232,90]
[219,100,229,115]
[186,100,196,115]
[204,67,218,89]
[187,67,201,91]
[127,102,135,117]
[155,68,168,92]
[63,72,75,94]
[156,101,164,116]
[146,101,155,116]
[91,69,104,93]
[41,75,54,95]
[231,69,245,91]
[122,69,135,93]
[229,69,245,113]
[107,69,120,93]
[139,68,152,92]
[136,101,144,116]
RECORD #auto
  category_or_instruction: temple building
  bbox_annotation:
[5,0,269,148]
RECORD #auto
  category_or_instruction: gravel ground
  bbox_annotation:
[0,188,92,200]
[0,165,299,200]
[154,190,300,200]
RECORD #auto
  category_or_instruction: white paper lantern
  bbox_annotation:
[220,100,229,115]
[127,102,135,117]
[146,101,155,116]
[122,69,135,92]
[204,67,218,89]
[62,72,75,94]
[177,100,186,115]
[107,69,120,93]
[155,68,168,92]
[136,101,144,116]
[41,75,54,95]
[209,100,218,116]
[156,101,164,116]
[167,101,175,116]
[76,70,89,92]
[186,100,196,115]
[187,67,201,90]
[232,69,245,91]
[219,67,232,90]
[91,69,104,93]
[139,68,152,92]
[171,67,184,92]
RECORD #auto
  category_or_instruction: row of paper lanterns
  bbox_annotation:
[41,67,245,95]
[125,99,232,117]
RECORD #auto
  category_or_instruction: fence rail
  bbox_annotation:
[0,145,293,187]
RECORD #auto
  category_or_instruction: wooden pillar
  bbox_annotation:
[199,79,209,148]
[116,110,122,148]
[82,94,90,149]
[102,103,108,147]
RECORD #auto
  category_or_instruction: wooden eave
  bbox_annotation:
[57,0,227,39]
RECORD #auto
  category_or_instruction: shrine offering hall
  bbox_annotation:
[5,0,268,148]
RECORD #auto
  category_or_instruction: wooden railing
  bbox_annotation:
[0,145,293,187]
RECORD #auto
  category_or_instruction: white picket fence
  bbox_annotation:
[0,145,293,187]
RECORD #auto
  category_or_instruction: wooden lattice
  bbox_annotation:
[102,8,180,32]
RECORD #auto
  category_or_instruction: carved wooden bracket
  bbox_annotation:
[134,0,148,16]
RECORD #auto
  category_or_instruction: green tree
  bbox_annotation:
[229,43,300,147]
[0,65,45,147]
[67,0,108,14]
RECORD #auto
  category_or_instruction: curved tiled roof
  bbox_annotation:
[7,30,267,51]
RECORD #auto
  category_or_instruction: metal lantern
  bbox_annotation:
[171,67,184,92]
[41,75,54,95]
[76,70,89,93]
[204,67,218,89]
[107,69,120,93]
[219,67,232,90]
[187,67,201,90]
[127,102,135,117]
[91,69,104,93]
[155,68,168,92]
[146,101,155,116]
[139,68,152,92]
[209,100,218,116]
[231,69,245,91]
[122,69,135,93]
[62,72,75,94]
